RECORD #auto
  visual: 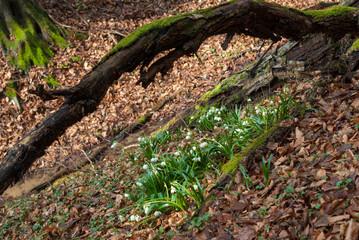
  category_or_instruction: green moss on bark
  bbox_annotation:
[350,39,359,50]
[0,0,66,70]
[304,5,357,20]
[221,127,276,175]
[96,4,222,67]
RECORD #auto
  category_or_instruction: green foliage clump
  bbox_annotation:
[45,75,61,88]
[5,81,17,99]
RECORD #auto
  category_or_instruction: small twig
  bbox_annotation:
[107,31,127,38]
[249,41,275,77]
[81,150,98,175]
[107,32,118,44]
[269,196,299,224]
[59,3,89,27]
[256,40,267,57]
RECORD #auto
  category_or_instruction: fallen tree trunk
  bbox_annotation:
[1,0,359,194]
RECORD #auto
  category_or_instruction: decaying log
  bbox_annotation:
[2,0,359,195]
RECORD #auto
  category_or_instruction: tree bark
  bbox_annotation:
[1,0,359,195]
[0,0,66,70]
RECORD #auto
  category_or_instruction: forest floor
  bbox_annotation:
[2,0,359,239]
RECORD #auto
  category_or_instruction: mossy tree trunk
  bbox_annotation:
[1,0,359,195]
[0,0,66,71]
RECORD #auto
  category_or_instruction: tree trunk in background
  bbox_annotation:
[0,0,66,70]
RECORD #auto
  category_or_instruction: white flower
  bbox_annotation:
[190,150,194,154]
[130,215,141,222]
[110,141,117,149]
[214,116,222,121]
[236,129,243,134]
[193,185,198,191]
[174,151,180,156]
[118,215,126,222]
[192,146,196,150]
[191,116,195,120]
[214,126,218,129]
[248,98,252,102]
[151,157,158,162]
[143,204,150,214]
[186,135,191,140]
[270,100,274,105]
[187,131,191,136]
[152,169,159,175]
[199,142,208,148]
[136,182,143,186]
[154,211,161,217]
[143,164,149,170]
[138,137,143,142]
[124,193,130,198]
[194,157,201,162]
[171,186,176,193]
[160,161,166,166]
[243,120,249,125]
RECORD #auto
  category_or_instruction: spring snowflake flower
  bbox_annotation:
[171,186,177,193]
[152,169,159,175]
[187,131,191,136]
[270,100,274,105]
[248,98,252,102]
[193,185,199,191]
[243,120,249,125]
[154,211,161,217]
[191,116,195,120]
[130,215,141,222]
[136,182,143,187]
[174,151,180,156]
[214,116,222,121]
[110,141,117,149]
[138,137,144,142]
[124,193,130,198]
[143,164,149,170]
[214,126,218,129]
[151,157,158,162]
[192,146,196,150]
[236,129,243,134]
[118,215,126,222]
[194,157,201,162]
[199,142,208,148]
[186,135,191,140]
[143,203,150,214]
[160,161,166,166]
